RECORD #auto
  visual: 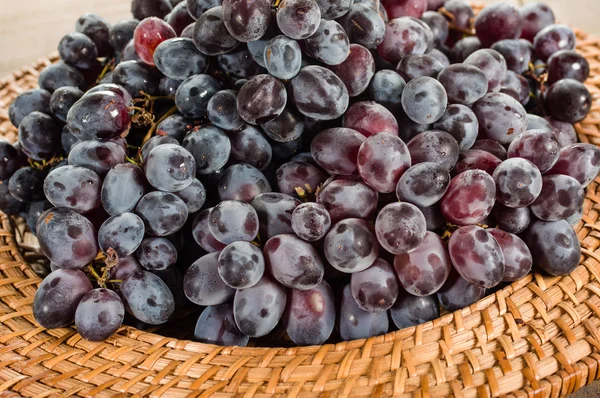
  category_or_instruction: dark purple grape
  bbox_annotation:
[251,193,300,240]
[137,237,178,271]
[344,101,399,138]
[397,54,443,81]
[276,0,322,40]
[339,284,389,341]
[500,71,530,106]
[174,178,206,213]
[187,0,223,19]
[18,111,61,161]
[192,208,227,252]
[351,258,399,312]
[222,0,271,42]
[544,79,591,124]
[159,77,182,96]
[155,115,191,143]
[271,132,305,162]
[113,60,161,96]
[193,6,240,55]
[493,158,542,208]
[488,228,532,282]
[153,38,209,80]
[25,200,53,235]
[284,280,335,345]
[533,24,576,62]
[471,139,507,160]
[76,13,111,56]
[381,0,426,19]
[264,234,324,289]
[184,126,231,175]
[464,49,507,93]
[524,219,581,276]
[228,125,272,170]
[122,270,175,324]
[233,275,287,337]
[421,11,448,46]
[507,130,559,173]
[122,40,141,62]
[407,131,460,172]
[0,142,21,181]
[144,144,196,192]
[441,170,496,226]
[527,115,552,132]
[44,166,101,213]
[184,252,236,305]
[450,37,482,63]
[377,17,431,65]
[33,269,93,329]
[338,4,386,49]
[472,93,528,145]
[448,225,505,288]
[218,49,266,79]
[546,143,600,188]
[304,19,350,66]
[493,204,530,234]
[132,0,173,19]
[375,202,426,255]
[396,162,450,208]
[401,77,447,124]
[519,2,555,42]
[330,44,376,97]
[276,161,327,196]
[143,136,181,162]
[315,0,353,19]
[58,32,98,70]
[394,231,451,296]
[433,104,478,150]
[357,133,411,193]
[98,213,145,257]
[311,128,365,175]
[367,70,405,112]
[474,3,523,47]
[87,83,133,106]
[8,89,51,128]
[135,191,188,236]
[237,75,287,125]
[110,19,140,52]
[291,66,349,120]
[454,149,502,177]
[47,87,83,124]
[491,39,533,74]
[36,207,99,269]
[389,290,439,329]
[263,36,302,80]
[166,2,195,34]
[291,203,331,242]
[68,140,126,177]
[38,62,85,93]
[324,218,379,273]
[530,175,584,221]
[75,288,125,342]
[67,91,131,141]
[175,74,222,118]
[318,178,378,222]
[443,0,474,30]
[216,240,265,289]
[194,303,248,346]
[111,255,143,280]
[102,164,147,216]
[262,107,304,142]
[428,48,450,66]
[437,268,485,312]
[209,200,259,244]
[8,167,45,202]
[437,64,488,105]
[219,163,271,202]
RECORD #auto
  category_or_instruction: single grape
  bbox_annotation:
[144,144,196,192]
[437,268,485,312]
[251,193,301,239]
[8,89,51,128]
[136,237,178,271]
[284,280,335,345]
[450,37,482,63]
[131,0,173,19]
[441,170,496,226]
[263,35,302,80]
[421,11,448,46]
[437,64,488,106]
[8,167,45,202]
[351,258,399,312]
[304,19,350,66]
[357,133,411,193]
[75,14,111,58]
[262,107,305,142]
[472,93,528,145]
[464,49,507,93]
[222,0,271,42]
[471,139,508,160]
[155,115,191,143]
[291,66,349,120]
[173,179,206,213]
[407,130,460,172]
[48,86,84,124]
[401,77,447,124]
[533,24,576,62]
[58,32,98,70]
[315,0,353,19]
[18,111,61,161]
[493,158,542,208]
[530,175,584,221]
[87,83,133,106]
[36,208,99,269]
[454,149,502,177]
[318,178,378,222]
[98,213,145,257]
[153,38,209,80]
[24,200,52,236]
[184,252,236,305]
[544,79,591,124]
[339,284,389,341]
[507,130,559,174]
[68,140,126,177]
[519,2,555,42]
[325,218,379,273]
[38,62,85,93]
[433,104,478,151]
[110,19,140,52]
[175,74,222,118]
[194,303,249,346]
[193,6,240,55]
[67,91,131,141]
[344,101,399,138]
[491,39,533,74]
[338,3,386,49]
[44,166,102,213]
[218,241,265,289]
[209,200,259,244]
[113,60,161,96]
[276,0,322,40]
[524,219,581,276]
[389,290,439,329]
[187,0,223,19]
[0,182,25,215]
[276,161,327,196]
[75,289,125,342]
[493,204,530,234]
[121,270,175,324]
[228,125,272,170]
[501,71,530,106]
[546,143,600,188]
[375,202,426,255]
[191,208,228,252]
[219,163,271,202]
[474,3,523,47]
[133,17,177,66]
[237,74,287,124]
[397,54,443,81]
[135,191,188,236]
[396,163,450,208]
[102,164,147,216]
[448,226,505,288]
[291,202,331,242]
[33,269,93,329]
[377,17,431,65]
[183,126,231,175]
[311,128,365,175]
[488,228,532,282]
[330,44,376,97]
[367,70,405,112]
[526,115,551,133]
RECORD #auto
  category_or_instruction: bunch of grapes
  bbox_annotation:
[4,0,598,346]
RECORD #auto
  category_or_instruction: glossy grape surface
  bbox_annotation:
[291,66,349,120]
[102,164,147,216]
[530,175,585,221]
[357,133,411,193]
[237,75,287,125]
[318,178,378,222]
[276,0,322,40]
[524,219,581,276]
[344,101,399,138]
[75,289,125,342]
[135,191,188,236]
[437,64,488,105]
[209,200,259,244]
[184,252,236,306]
[493,158,543,208]
[472,93,528,145]
[441,170,496,226]
[433,104,479,150]
[68,140,126,177]
[276,161,327,197]
[407,130,459,172]
[191,208,228,252]
[351,258,399,312]
[192,6,239,55]
[311,128,365,175]
[546,143,600,188]
[218,241,265,289]
[396,162,450,209]
[401,77,447,124]
[44,165,102,213]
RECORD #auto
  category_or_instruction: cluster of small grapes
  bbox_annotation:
[3,0,599,346]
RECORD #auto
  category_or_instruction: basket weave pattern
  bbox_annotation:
[1,22,600,398]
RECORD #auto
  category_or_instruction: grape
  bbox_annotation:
[421,11,448,46]
[330,44,376,97]
[155,115,191,143]
[8,167,45,202]
[507,130,559,173]
[344,101,399,138]
[133,17,177,66]
[228,125,272,170]
[437,269,485,312]
[18,111,61,161]
[338,4,386,49]
[110,255,143,281]
[75,13,111,57]
[102,164,147,216]
[113,60,161,96]
[450,37,482,63]
[75,289,124,342]
[397,54,443,81]
[153,39,209,81]
[48,87,83,124]
[218,241,265,289]
[219,163,271,202]
[291,203,331,242]
[401,77,447,124]
[493,158,542,208]
[530,175,584,221]
[491,39,533,74]
[135,192,188,236]
[524,219,581,276]
[437,64,488,105]
[448,226,505,288]
[475,4,523,47]
[428,48,450,66]
[143,136,181,163]
[44,166,102,213]
[175,74,222,119]
[222,0,271,42]
[377,17,431,65]
[494,204,530,235]
[251,193,301,239]
[67,91,131,141]
[58,32,98,70]
[33,269,93,329]
[519,2,555,42]
[454,149,502,177]
[357,133,411,193]
[194,303,249,346]
[291,66,349,120]
[61,126,81,154]
[314,0,352,19]
[262,107,304,143]
[98,213,145,257]
[276,161,327,196]
[396,163,450,208]
[311,128,365,175]
[318,178,378,222]
[121,270,175,324]
[544,79,591,124]
[263,35,302,80]
[0,142,20,181]
[433,104,478,151]
[233,275,287,337]
[546,143,600,188]
[68,140,126,177]
[350,258,399,312]
[166,2,195,34]
[136,237,178,271]
[192,208,228,252]
[209,200,259,244]
[488,228,532,282]
[284,280,335,345]
[472,93,527,145]
[567,206,584,226]
[381,0,426,18]
[396,114,429,142]
[237,75,287,124]
[375,202,426,255]
[87,83,133,106]
[389,290,439,329]
[548,50,590,85]
[0,181,24,216]
[276,0,321,40]
[291,152,319,166]
[471,139,507,160]
[218,48,266,78]
[416,202,446,232]
[407,131,459,172]
[184,252,236,305]
[339,284,389,341]
[187,0,223,19]
[173,179,206,213]
[38,62,85,93]
[367,70,405,112]
[441,170,496,226]
[144,144,196,192]
[464,49,507,93]
[25,200,52,235]
[325,219,379,273]
[183,126,231,175]
[533,24,576,62]
[443,0,474,30]
[122,40,141,62]
[501,71,530,106]
[193,6,240,55]
[110,19,140,52]
[36,208,99,269]
[305,19,350,66]
[526,114,554,133]
[8,89,51,128]
[132,0,173,19]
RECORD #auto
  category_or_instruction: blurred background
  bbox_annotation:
[0,0,599,76]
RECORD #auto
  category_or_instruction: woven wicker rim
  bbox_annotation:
[1,8,600,398]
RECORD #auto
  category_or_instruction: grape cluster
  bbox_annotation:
[6,0,598,346]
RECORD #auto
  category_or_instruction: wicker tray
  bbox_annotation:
[2,15,600,398]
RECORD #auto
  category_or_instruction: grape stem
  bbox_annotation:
[438,7,476,36]
[96,57,117,84]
